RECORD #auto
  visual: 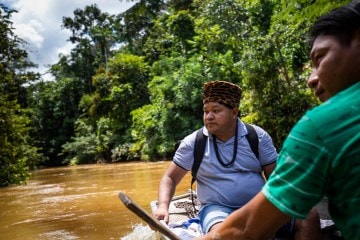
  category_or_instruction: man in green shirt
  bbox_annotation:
[196,1,360,240]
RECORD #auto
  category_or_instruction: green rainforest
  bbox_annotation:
[0,0,350,186]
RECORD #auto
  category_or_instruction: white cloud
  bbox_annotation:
[15,20,44,48]
[4,0,137,80]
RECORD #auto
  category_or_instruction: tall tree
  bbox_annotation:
[0,4,42,186]
[32,5,118,166]
[61,54,150,163]
[115,0,166,55]
[62,4,118,92]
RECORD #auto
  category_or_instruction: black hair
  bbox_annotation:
[309,1,360,46]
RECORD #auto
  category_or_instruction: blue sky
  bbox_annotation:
[3,0,136,81]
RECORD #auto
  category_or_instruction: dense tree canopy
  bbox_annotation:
[0,4,43,186]
[1,0,351,186]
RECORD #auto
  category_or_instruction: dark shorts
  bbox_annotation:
[274,218,296,239]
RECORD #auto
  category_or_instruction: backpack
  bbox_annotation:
[190,123,259,211]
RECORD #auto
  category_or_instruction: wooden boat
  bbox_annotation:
[120,191,344,240]
[150,190,198,224]
[119,192,182,240]
[149,190,201,240]
[149,192,344,240]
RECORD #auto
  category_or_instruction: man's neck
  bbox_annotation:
[214,121,238,142]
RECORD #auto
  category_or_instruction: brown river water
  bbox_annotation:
[0,161,192,240]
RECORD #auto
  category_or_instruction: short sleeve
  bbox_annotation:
[263,115,329,219]
[173,131,197,171]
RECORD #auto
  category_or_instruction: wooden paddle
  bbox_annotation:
[118,191,181,240]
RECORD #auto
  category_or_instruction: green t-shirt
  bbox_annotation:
[263,82,360,240]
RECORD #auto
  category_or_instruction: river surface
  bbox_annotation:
[0,161,192,240]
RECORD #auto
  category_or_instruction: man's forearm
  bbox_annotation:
[157,175,176,209]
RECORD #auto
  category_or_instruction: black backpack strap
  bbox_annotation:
[191,127,207,185]
[190,127,207,213]
[244,123,259,159]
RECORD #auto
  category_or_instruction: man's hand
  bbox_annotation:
[152,205,170,224]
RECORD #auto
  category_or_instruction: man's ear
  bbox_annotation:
[232,108,239,119]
